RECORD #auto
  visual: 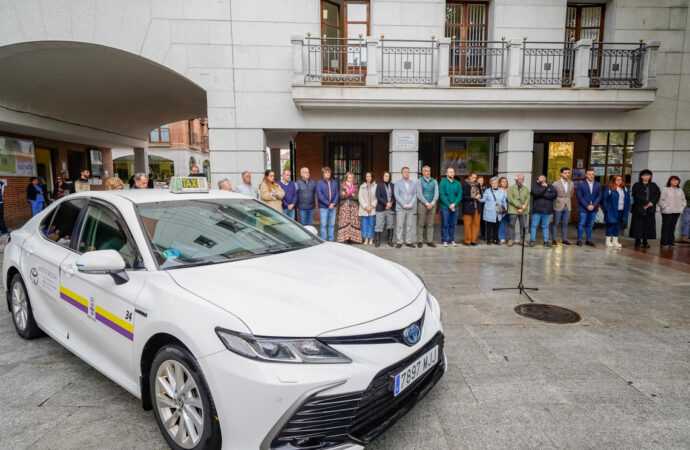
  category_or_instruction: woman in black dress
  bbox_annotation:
[629,169,661,248]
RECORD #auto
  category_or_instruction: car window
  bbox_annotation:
[137,199,320,269]
[43,199,87,249]
[77,203,140,269]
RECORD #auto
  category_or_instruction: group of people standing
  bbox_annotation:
[231,165,689,250]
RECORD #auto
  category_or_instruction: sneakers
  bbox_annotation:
[576,240,583,246]
[507,240,514,247]
[605,236,614,247]
[544,241,552,248]
[529,241,536,247]
[451,241,457,247]
[443,242,448,248]
[612,237,622,248]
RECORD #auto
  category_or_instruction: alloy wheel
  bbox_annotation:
[154,359,205,449]
[11,281,28,331]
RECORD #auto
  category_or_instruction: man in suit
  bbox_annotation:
[575,168,602,247]
[551,167,575,245]
[394,167,417,248]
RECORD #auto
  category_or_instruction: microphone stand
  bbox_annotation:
[493,180,537,302]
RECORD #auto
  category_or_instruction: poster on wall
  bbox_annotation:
[441,137,493,175]
[0,136,36,176]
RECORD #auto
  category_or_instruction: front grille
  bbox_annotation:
[271,332,445,449]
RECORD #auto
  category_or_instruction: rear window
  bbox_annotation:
[42,199,87,248]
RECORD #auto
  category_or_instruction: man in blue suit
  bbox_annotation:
[575,168,602,247]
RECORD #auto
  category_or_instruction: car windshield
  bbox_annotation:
[137,199,320,269]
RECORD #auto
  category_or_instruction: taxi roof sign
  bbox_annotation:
[169,176,210,193]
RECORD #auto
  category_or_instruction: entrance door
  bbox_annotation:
[67,151,86,181]
[547,142,575,184]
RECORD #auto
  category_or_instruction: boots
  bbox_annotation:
[387,229,394,247]
[612,236,622,248]
[605,236,613,247]
[374,232,381,247]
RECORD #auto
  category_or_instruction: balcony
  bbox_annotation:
[291,36,659,111]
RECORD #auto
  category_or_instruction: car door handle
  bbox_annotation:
[60,264,76,277]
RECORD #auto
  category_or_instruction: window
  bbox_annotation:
[89,149,103,177]
[326,135,371,185]
[43,199,88,249]
[78,203,140,269]
[440,137,493,176]
[149,124,170,143]
[589,132,635,186]
[565,4,604,42]
[445,2,488,41]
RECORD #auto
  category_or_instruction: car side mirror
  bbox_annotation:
[304,225,319,236]
[76,250,129,285]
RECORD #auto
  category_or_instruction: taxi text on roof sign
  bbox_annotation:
[169,176,210,193]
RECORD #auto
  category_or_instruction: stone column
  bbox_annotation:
[506,39,523,88]
[498,130,535,187]
[437,37,451,87]
[572,38,592,89]
[209,128,267,189]
[641,41,661,89]
[365,36,379,86]
[389,130,419,182]
[291,35,305,86]
[133,146,149,175]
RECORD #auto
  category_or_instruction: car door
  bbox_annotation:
[20,198,87,338]
[59,199,146,384]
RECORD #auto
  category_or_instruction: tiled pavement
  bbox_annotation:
[1,226,688,449]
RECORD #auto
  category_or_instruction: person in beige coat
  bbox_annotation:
[550,167,576,245]
[358,172,378,245]
[659,175,687,247]
[259,169,285,211]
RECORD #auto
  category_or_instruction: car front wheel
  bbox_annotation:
[150,345,221,450]
[9,274,44,339]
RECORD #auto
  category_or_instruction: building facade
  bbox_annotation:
[0,0,688,227]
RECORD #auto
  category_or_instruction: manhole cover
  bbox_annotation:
[514,303,581,324]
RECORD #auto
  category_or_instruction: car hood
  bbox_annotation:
[167,243,423,337]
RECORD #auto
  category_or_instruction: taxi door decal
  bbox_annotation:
[59,285,134,341]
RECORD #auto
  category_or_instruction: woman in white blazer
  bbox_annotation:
[358,172,378,245]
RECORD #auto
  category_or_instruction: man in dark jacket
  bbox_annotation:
[295,167,316,226]
[575,168,603,246]
[375,171,395,247]
[530,175,558,247]
[315,167,339,241]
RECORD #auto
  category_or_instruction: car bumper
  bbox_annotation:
[199,312,445,450]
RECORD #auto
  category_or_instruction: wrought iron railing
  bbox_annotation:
[521,41,574,86]
[379,39,437,85]
[305,37,366,85]
[590,42,645,87]
[450,40,506,86]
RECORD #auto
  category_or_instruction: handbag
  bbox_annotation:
[491,189,506,215]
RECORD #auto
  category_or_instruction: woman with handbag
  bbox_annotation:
[602,174,630,248]
[479,177,507,245]
[630,169,661,248]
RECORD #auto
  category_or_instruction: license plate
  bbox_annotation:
[393,345,439,396]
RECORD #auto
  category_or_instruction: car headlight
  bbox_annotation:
[215,328,351,364]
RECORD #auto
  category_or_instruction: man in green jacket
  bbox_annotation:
[439,167,463,247]
[506,173,531,246]
[681,179,690,243]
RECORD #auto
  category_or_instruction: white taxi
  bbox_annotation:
[3,177,445,450]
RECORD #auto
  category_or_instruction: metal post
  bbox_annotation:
[572,38,592,88]
[437,37,451,87]
[365,36,379,86]
[641,40,660,89]
[291,35,305,86]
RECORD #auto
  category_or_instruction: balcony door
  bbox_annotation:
[445,2,489,84]
[566,4,605,80]
[320,0,369,85]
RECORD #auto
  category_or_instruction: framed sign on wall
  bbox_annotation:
[0,136,36,176]
[441,137,494,175]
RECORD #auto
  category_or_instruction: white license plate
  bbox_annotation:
[393,345,439,396]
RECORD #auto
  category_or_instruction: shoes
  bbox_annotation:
[451,241,457,247]
[634,239,641,248]
[486,240,491,245]
[605,236,613,247]
[661,244,672,248]
[576,240,583,246]
[562,240,571,245]
[500,239,505,244]
[374,232,381,248]
[493,240,500,245]
[406,243,416,248]
[387,230,395,247]
[1,232,9,237]
[471,242,477,246]
[507,240,514,247]
[427,242,436,248]
[443,242,448,248]
[544,241,552,248]
[529,241,536,247]
[585,240,595,247]
[612,237,622,248]
[552,239,558,246]
[643,240,651,248]
[417,242,423,248]
[396,244,402,248]
[463,243,470,247]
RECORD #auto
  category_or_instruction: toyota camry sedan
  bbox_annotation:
[3,178,445,450]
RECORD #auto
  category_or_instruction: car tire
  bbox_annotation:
[150,345,221,450]
[9,274,44,339]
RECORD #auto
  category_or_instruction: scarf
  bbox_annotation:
[344,182,355,196]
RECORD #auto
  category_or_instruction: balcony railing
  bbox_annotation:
[450,40,506,86]
[521,41,574,86]
[379,39,437,85]
[590,42,645,88]
[291,35,659,90]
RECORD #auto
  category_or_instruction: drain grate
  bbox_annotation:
[514,303,581,324]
